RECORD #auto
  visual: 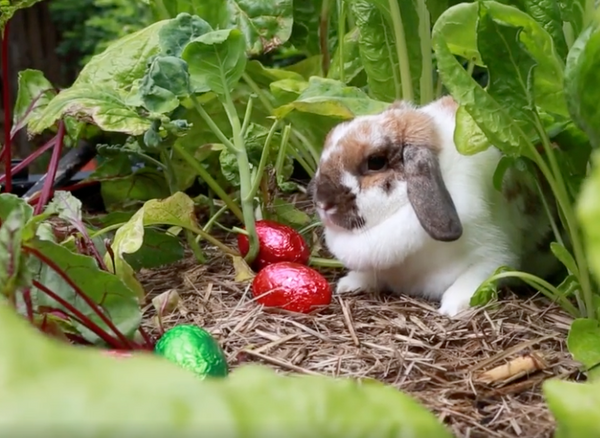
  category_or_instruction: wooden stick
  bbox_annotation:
[478,353,547,383]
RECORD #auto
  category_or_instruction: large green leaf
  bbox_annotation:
[28,239,141,344]
[565,13,600,149]
[544,378,600,438]
[481,1,568,118]
[182,28,248,95]
[496,0,568,60]
[327,27,364,84]
[350,0,402,101]
[0,201,31,297]
[28,18,171,135]
[146,0,293,55]
[273,77,388,119]
[0,300,452,437]
[432,3,533,157]
[558,0,593,39]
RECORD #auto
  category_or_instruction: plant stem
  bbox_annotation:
[416,0,433,104]
[337,0,347,83]
[320,0,332,76]
[173,142,243,222]
[532,113,594,319]
[189,95,235,151]
[275,125,292,185]
[241,72,320,167]
[1,21,12,193]
[486,271,579,317]
[387,0,413,102]
[22,288,33,322]
[221,92,259,263]
[34,121,66,214]
[241,95,254,137]
[31,279,125,348]
[0,135,56,184]
[309,257,344,268]
[90,222,126,238]
[249,119,280,199]
[24,245,134,348]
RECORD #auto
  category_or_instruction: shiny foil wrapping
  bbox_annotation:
[252,261,332,313]
[237,220,310,271]
[154,325,228,379]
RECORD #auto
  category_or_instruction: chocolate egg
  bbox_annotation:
[237,220,310,271]
[154,325,228,379]
[251,261,332,313]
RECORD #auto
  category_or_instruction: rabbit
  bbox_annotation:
[307,96,562,317]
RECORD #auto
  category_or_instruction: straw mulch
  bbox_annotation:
[138,243,582,438]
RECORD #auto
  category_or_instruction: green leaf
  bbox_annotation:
[0,300,453,437]
[180,0,294,55]
[100,167,171,213]
[158,13,213,57]
[182,28,247,95]
[11,69,56,135]
[481,1,568,118]
[578,149,600,283]
[0,0,44,32]
[432,2,534,157]
[273,77,389,119]
[0,205,31,297]
[139,55,191,113]
[245,60,306,87]
[28,18,171,135]
[544,378,600,438]
[557,0,591,38]
[567,318,600,379]
[327,28,364,84]
[350,0,402,101]
[106,192,206,298]
[550,242,580,277]
[123,229,185,271]
[454,105,490,155]
[469,265,511,307]
[565,14,600,149]
[271,198,312,229]
[28,238,141,344]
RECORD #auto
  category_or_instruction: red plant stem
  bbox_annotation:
[137,326,154,349]
[34,121,66,214]
[0,135,57,184]
[22,288,34,322]
[23,245,135,348]
[31,279,124,348]
[1,21,12,193]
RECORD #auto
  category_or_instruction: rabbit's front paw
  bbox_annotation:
[336,271,377,294]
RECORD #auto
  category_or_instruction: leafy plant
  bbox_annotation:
[0,299,452,437]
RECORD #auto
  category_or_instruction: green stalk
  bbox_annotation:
[161,149,206,263]
[190,95,235,151]
[241,72,320,167]
[320,0,333,75]
[416,0,433,104]
[337,0,347,83]
[173,142,244,222]
[91,222,126,238]
[249,119,280,199]
[485,271,579,317]
[309,257,344,268]
[387,0,413,102]
[275,125,292,184]
[220,90,260,264]
[532,113,595,319]
[241,95,254,137]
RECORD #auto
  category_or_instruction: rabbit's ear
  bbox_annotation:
[403,144,463,241]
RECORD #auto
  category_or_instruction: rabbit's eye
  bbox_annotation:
[366,155,387,172]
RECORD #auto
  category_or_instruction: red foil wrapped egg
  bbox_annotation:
[251,261,332,313]
[237,220,310,271]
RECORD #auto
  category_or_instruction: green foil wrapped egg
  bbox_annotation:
[154,324,228,379]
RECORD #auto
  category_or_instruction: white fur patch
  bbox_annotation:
[340,171,360,194]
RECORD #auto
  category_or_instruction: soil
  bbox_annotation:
[138,230,582,438]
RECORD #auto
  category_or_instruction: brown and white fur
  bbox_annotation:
[308,96,561,317]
